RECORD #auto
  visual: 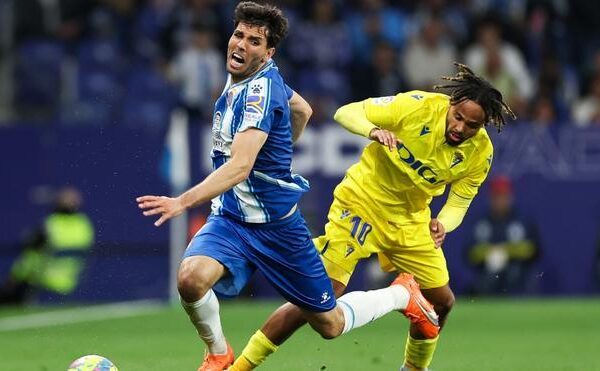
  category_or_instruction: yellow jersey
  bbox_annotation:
[334,91,493,225]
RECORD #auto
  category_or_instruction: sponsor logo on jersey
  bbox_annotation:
[372,96,394,105]
[212,111,224,150]
[246,94,265,115]
[340,209,350,219]
[420,126,431,136]
[396,143,442,184]
[213,111,222,128]
[411,94,424,100]
[243,111,263,126]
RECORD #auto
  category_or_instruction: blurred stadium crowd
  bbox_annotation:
[1,0,600,129]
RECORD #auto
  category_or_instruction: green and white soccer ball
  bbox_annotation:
[67,355,118,371]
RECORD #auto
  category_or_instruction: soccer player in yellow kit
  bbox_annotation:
[230,64,515,370]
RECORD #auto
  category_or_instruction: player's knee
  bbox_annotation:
[435,291,455,318]
[316,324,341,340]
[177,266,211,301]
[306,312,344,340]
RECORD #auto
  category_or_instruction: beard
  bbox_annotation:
[445,131,464,146]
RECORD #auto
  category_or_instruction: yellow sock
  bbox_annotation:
[229,330,278,371]
[403,334,439,370]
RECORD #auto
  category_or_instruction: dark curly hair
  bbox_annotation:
[434,62,516,131]
[234,1,289,49]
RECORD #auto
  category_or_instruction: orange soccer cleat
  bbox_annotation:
[198,343,235,371]
[392,273,440,339]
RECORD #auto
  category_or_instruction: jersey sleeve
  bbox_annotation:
[284,83,293,100]
[450,142,494,199]
[239,77,275,133]
[363,92,429,130]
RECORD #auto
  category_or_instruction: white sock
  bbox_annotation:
[338,285,409,334]
[180,290,228,354]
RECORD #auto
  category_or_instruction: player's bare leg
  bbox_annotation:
[231,273,438,370]
[263,279,347,344]
[178,256,234,370]
[229,279,347,370]
[420,285,455,331]
[402,284,455,371]
[304,273,438,339]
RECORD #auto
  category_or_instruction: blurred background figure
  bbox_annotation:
[166,22,224,122]
[401,14,456,91]
[529,95,559,128]
[288,0,351,122]
[0,187,94,305]
[465,176,540,296]
[351,40,405,101]
[573,72,600,127]
[345,0,411,66]
[464,17,533,118]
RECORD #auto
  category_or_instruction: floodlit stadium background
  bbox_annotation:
[0,1,599,370]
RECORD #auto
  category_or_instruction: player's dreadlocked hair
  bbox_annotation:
[434,62,516,131]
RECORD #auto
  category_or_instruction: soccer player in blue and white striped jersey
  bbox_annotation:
[137,2,437,370]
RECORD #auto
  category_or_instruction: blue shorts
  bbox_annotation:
[183,210,336,312]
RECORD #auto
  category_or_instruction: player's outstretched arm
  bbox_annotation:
[136,195,186,227]
[333,101,377,137]
[289,90,312,143]
[334,102,400,151]
[137,128,268,226]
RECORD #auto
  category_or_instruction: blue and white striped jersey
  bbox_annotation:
[210,60,309,224]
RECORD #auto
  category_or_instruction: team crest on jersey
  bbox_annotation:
[372,96,394,105]
[450,151,464,168]
[226,91,234,107]
[345,245,355,257]
[226,86,244,107]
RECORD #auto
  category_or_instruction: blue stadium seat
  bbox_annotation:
[77,69,122,104]
[77,38,124,75]
[125,66,176,104]
[119,99,171,130]
[14,40,64,111]
[60,100,113,126]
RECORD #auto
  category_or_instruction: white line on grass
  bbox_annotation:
[0,300,166,332]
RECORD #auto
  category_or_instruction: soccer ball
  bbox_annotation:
[67,355,118,371]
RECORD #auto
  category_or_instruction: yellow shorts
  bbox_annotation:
[314,198,449,289]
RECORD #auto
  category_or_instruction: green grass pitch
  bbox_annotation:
[1,298,599,370]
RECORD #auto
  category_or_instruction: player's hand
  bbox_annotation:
[369,128,401,151]
[429,218,446,248]
[136,195,186,227]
